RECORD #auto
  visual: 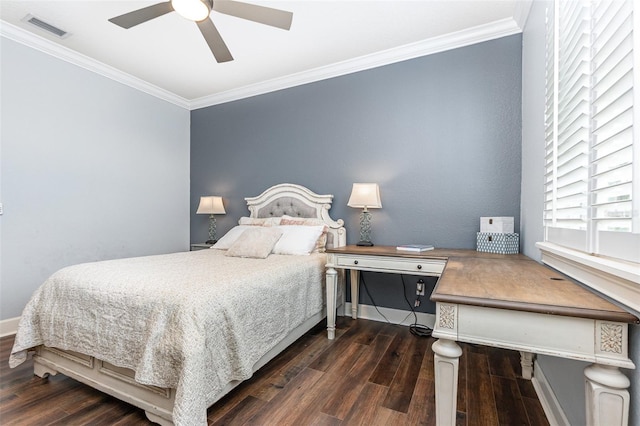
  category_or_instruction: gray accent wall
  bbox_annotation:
[0,38,191,320]
[521,3,639,425]
[191,34,522,314]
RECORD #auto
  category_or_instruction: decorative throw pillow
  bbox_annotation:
[225,227,283,259]
[280,215,328,252]
[272,225,326,255]
[211,226,251,249]
[238,217,282,227]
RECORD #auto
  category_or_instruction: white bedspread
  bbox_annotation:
[10,249,326,425]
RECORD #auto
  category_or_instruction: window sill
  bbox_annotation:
[536,242,640,314]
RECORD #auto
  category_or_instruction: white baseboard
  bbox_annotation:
[0,317,20,337]
[343,302,436,328]
[532,360,570,426]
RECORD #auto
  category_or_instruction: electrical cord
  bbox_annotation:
[359,272,391,324]
[400,274,432,337]
[358,272,432,338]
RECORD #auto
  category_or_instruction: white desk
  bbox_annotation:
[325,246,638,426]
[325,245,446,339]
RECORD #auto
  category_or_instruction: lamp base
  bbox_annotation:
[206,239,217,245]
[356,241,374,247]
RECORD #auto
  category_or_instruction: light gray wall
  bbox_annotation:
[520,2,639,425]
[0,38,191,320]
[191,34,522,314]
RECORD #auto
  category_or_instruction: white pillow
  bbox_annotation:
[211,225,251,249]
[272,225,326,255]
[280,215,329,253]
[225,227,283,258]
[238,216,282,227]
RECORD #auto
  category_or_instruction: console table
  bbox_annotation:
[325,246,638,426]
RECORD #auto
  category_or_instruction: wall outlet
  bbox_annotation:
[416,279,425,296]
[0,203,3,215]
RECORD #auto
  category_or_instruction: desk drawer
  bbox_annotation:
[336,255,445,275]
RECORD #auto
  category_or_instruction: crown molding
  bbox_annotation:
[190,17,522,110]
[513,0,533,29]
[2,16,522,111]
[0,21,190,110]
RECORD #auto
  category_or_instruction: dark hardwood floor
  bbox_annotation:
[1,317,549,425]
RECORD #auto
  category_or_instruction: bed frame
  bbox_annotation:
[31,183,346,425]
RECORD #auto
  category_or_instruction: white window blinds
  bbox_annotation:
[544,0,639,263]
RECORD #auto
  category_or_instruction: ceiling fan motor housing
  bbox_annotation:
[171,0,212,22]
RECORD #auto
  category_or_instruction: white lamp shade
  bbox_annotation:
[196,196,226,215]
[347,183,382,209]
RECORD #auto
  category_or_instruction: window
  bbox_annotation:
[540,0,639,312]
[543,0,639,264]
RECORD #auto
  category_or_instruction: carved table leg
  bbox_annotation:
[584,364,630,426]
[432,338,463,426]
[350,269,359,319]
[520,351,534,380]
[326,267,338,340]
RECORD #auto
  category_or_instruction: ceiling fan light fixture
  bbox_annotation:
[171,0,211,21]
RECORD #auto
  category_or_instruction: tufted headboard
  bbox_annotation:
[245,183,346,249]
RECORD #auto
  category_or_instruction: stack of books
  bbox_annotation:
[396,244,434,252]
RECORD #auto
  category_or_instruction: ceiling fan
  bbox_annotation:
[108,0,293,63]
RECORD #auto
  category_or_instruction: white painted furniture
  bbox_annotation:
[325,247,638,426]
[28,183,346,425]
[325,245,446,339]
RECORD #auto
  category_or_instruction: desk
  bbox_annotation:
[325,246,638,426]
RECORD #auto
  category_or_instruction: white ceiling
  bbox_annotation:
[0,1,529,109]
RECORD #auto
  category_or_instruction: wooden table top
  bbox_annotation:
[326,245,638,324]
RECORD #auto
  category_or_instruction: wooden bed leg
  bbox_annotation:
[145,411,174,426]
[33,359,58,378]
[326,266,338,339]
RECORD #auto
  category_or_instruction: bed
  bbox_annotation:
[9,183,346,425]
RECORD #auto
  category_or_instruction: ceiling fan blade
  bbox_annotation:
[196,19,233,63]
[109,2,174,29]
[212,0,292,30]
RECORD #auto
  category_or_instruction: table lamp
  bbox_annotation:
[347,183,382,246]
[196,196,226,244]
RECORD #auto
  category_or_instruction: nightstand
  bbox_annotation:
[190,243,213,251]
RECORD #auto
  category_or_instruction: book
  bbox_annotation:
[396,244,434,252]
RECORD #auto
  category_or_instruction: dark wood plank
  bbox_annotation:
[491,376,531,426]
[208,318,352,423]
[488,346,518,379]
[406,338,436,426]
[517,376,539,399]
[307,319,366,372]
[242,367,324,424]
[466,350,499,426]
[522,396,551,426]
[382,333,430,413]
[368,332,410,386]
[210,395,265,426]
[340,382,389,425]
[321,333,393,419]
[0,321,549,426]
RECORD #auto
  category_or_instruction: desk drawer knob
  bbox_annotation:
[417,265,422,270]
[354,260,359,265]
